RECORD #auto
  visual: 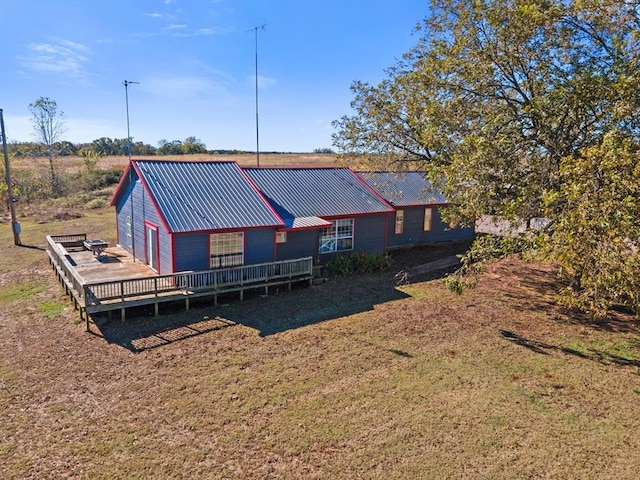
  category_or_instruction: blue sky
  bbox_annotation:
[0,0,427,153]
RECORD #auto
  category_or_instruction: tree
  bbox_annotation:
[333,0,640,315]
[29,97,66,195]
[544,131,640,316]
[181,136,207,155]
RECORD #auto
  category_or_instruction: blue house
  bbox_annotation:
[110,161,472,275]
[244,168,394,262]
[110,160,283,275]
[358,171,475,248]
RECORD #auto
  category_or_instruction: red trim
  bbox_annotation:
[109,161,133,206]
[144,221,160,273]
[131,162,173,234]
[171,233,176,273]
[347,167,395,212]
[392,202,449,208]
[279,225,327,232]
[236,161,286,228]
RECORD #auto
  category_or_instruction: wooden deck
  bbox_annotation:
[46,234,315,328]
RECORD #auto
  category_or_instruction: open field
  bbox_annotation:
[1,206,639,479]
[10,153,341,173]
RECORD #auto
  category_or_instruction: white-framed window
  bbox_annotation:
[276,231,287,244]
[210,232,244,268]
[424,207,433,232]
[319,218,354,254]
[395,209,404,235]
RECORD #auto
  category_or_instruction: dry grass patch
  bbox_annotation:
[1,212,639,479]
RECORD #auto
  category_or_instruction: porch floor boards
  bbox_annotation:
[68,245,157,284]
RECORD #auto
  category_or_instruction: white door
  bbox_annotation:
[147,226,158,271]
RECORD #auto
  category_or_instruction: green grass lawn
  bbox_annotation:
[1,208,639,479]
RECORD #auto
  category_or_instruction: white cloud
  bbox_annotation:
[18,39,91,79]
[166,24,187,30]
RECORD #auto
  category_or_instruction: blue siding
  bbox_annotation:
[115,182,134,255]
[245,228,276,264]
[276,229,319,261]
[173,232,210,272]
[354,214,387,253]
[317,214,387,263]
[388,206,474,248]
[115,174,173,274]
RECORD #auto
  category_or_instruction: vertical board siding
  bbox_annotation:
[388,206,475,248]
[115,177,173,274]
[245,228,276,265]
[116,189,133,255]
[173,232,210,272]
[276,229,319,261]
[353,214,386,254]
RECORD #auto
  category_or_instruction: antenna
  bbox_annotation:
[123,80,139,262]
[249,23,268,167]
[123,80,140,161]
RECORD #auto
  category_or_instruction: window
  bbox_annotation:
[210,232,244,268]
[424,207,433,232]
[394,210,404,235]
[319,218,354,254]
[276,231,287,243]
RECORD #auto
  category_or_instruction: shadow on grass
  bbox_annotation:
[500,330,640,370]
[91,273,412,352]
[18,243,45,251]
[486,260,640,335]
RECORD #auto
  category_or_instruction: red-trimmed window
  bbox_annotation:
[319,219,354,254]
[395,210,404,235]
[424,207,433,232]
[210,232,244,268]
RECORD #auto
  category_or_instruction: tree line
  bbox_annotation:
[8,135,213,158]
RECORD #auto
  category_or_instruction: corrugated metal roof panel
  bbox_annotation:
[290,216,332,229]
[134,161,283,232]
[245,168,393,218]
[357,171,448,206]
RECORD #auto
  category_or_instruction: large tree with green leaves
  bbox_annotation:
[333,0,640,315]
[29,97,67,196]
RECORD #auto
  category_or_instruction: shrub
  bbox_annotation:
[324,252,392,277]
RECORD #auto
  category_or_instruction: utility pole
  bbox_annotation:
[1,109,21,246]
[251,23,267,167]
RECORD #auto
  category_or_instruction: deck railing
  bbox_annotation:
[83,256,314,307]
[45,234,87,299]
[47,234,314,321]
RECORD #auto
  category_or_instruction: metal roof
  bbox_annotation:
[134,161,283,233]
[357,171,448,206]
[245,168,394,218]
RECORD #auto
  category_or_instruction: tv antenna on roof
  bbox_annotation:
[249,22,268,167]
